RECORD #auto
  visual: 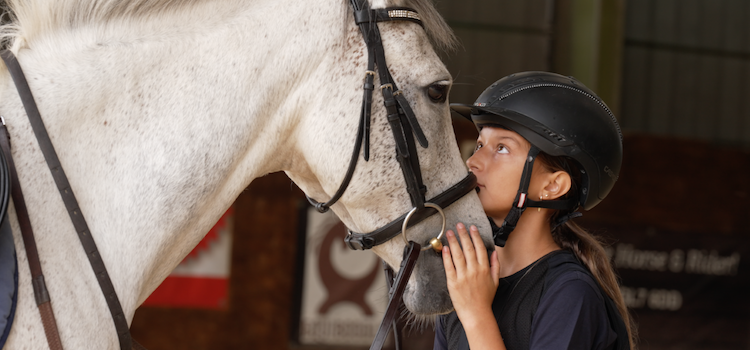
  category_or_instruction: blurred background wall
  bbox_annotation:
[4,0,746,349]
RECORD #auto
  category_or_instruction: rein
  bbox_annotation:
[0,51,144,350]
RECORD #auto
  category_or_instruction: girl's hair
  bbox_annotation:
[536,152,638,350]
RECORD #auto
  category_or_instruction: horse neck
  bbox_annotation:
[0,0,351,332]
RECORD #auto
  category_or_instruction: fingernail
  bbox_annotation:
[447,230,454,237]
[470,225,477,232]
[457,222,465,230]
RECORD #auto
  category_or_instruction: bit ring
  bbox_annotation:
[401,202,446,252]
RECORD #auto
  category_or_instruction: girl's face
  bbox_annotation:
[466,127,549,222]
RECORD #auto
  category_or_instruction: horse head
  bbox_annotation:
[285,0,492,316]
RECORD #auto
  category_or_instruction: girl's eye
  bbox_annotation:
[496,145,509,154]
[474,143,483,152]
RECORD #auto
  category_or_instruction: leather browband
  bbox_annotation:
[354,7,423,27]
[345,172,477,250]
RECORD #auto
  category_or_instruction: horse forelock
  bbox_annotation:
[395,0,457,52]
[357,0,457,53]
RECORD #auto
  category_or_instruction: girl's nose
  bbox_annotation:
[466,151,480,172]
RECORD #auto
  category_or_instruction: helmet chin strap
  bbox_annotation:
[490,145,581,247]
[491,145,539,247]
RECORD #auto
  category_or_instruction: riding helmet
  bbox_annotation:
[451,71,623,211]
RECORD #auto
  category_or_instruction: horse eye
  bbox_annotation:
[427,83,448,103]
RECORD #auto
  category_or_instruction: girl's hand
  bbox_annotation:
[442,223,501,327]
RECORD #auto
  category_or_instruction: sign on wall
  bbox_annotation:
[294,207,388,346]
[601,226,749,348]
[142,208,233,309]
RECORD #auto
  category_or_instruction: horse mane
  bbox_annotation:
[0,0,237,50]
[1,0,456,53]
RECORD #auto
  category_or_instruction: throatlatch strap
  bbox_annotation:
[1,50,135,350]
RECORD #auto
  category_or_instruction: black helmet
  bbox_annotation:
[451,71,622,211]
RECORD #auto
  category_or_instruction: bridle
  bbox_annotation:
[306,0,477,252]
[306,1,478,349]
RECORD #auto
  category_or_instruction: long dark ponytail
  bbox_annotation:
[538,152,638,350]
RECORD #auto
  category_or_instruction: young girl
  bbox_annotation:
[434,71,636,350]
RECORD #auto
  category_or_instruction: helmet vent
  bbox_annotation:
[542,127,566,142]
[498,83,623,142]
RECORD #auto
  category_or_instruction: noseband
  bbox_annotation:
[306,0,477,251]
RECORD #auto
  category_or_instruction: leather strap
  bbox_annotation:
[345,172,477,250]
[0,126,8,225]
[381,261,402,350]
[1,50,134,350]
[363,3,429,211]
[492,146,540,247]
[0,121,63,350]
[369,241,420,350]
[303,72,368,213]
[525,197,578,210]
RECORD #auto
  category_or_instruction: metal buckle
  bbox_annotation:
[401,202,446,252]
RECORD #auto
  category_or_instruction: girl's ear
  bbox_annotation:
[543,171,572,200]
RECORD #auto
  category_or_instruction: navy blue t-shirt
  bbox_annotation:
[434,251,617,350]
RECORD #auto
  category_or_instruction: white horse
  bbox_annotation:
[0,0,491,348]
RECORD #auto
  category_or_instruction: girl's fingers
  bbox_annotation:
[455,223,476,265]
[445,229,465,272]
[490,250,501,288]
[470,225,489,267]
[442,246,456,281]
